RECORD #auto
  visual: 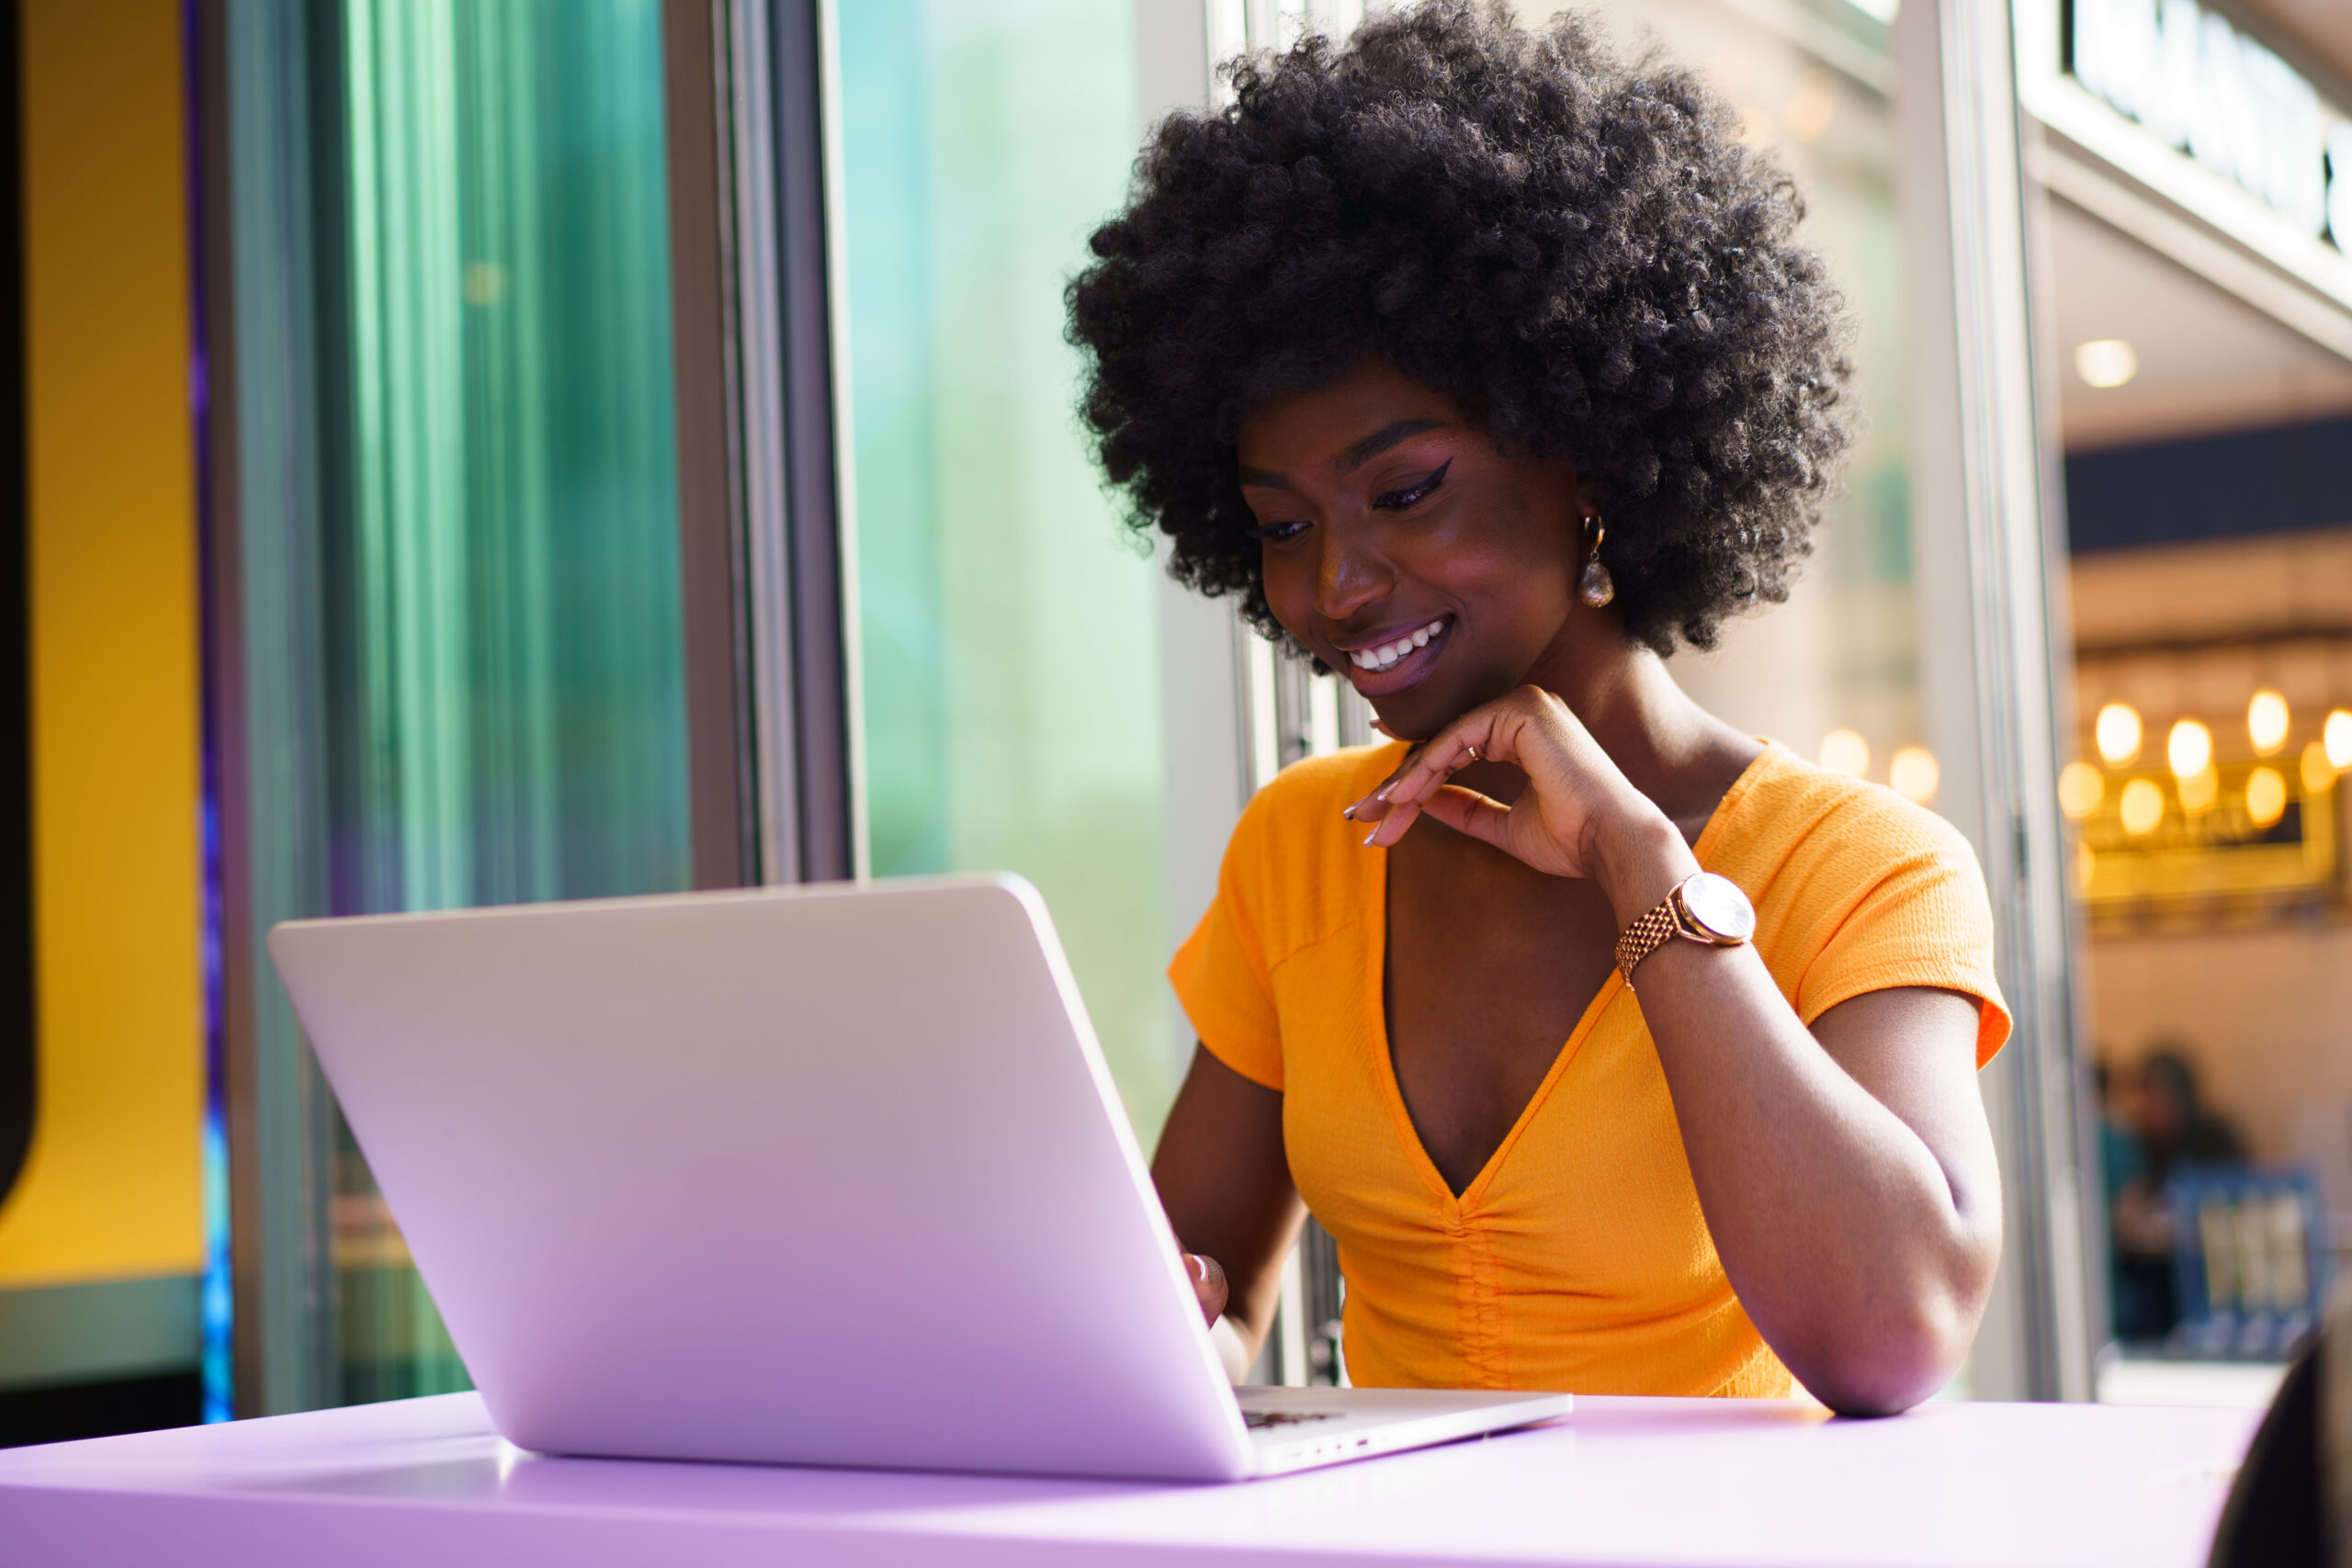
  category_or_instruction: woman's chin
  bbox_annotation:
[1362,695,1447,747]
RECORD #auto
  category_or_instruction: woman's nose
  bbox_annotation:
[1314,526,1387,622]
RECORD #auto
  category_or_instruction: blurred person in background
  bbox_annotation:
[2109,1044,2246,1339]
[2094,1059,2155,1338]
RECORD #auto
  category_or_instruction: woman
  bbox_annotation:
[1068,3,2007,1416]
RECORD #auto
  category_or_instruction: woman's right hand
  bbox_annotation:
[1182,1250,1229,1325]
[1153,1043,1307,1381]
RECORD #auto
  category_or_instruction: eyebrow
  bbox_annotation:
[1237,418,1447,492]
[1333,418,1443,474]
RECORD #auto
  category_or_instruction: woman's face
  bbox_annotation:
[1235,356,1591,740]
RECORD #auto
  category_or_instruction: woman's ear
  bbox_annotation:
[1566,466,1601,524]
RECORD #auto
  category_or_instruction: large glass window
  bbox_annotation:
[838,4,1181,1138]
[2028,14,2352,1395]
[220,0,688,1409]
[1552,0,1923,807]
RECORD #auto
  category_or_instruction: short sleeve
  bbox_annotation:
[1791,807,2014,1068]
[1168,805,1286,1091]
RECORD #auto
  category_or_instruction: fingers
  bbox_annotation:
[1182,1250,1229,1326]
[1415,781,1515,848]
[1360,721,1505,847]
[1343,741,1426,825]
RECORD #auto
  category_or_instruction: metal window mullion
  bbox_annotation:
[1896,0,2092,1402]
[662,0,757,891]
[747,0,858,886]
[721,0,799,887]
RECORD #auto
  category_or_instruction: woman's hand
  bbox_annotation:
[1345,685,1668,885]
[1182,1250,1228,1325]
[1182,1249,1253,1382]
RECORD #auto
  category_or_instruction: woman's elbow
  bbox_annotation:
[1803,1259,1999,1416]
[1800,1313,1967,1416]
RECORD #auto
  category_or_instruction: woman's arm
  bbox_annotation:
[1611,886,2002,1413]
[1360,687,2002,1415]
[1151,1043,1309,1365]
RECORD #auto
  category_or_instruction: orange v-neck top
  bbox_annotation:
[1169,740,2010,1398]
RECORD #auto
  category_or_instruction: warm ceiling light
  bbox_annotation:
[2095,702,2142,765]
[2327,708,2352,771]
[2058,761,2105,819]
[1819,728,1870,779]
[2247,689,2290,755]
[1889,745,1939,806]
[2245,766,2288,829]
[2167,718,2212,779]
[2119,777,2165,835]
[2075,338,2140,389]
[2178,765,2219,814]
[2307,740,2338,795]
[1783,74,1838,142]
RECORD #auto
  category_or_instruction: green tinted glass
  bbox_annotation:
[223,0,686,1409]
[839,2,1182,1144]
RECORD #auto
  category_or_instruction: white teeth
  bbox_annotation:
[1348,620,1447,673]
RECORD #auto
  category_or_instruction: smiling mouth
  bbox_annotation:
[1343,618,1448,673]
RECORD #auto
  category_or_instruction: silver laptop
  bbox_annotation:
[267,874,1569,1482]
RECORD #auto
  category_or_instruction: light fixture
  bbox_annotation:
[2306,741,2337,795]
[2058,761,2105,819]
[2245,766,2288,829]
[2119,777,2165,835]
[2247,689,2290,755]
[2075,338,2140,389]
[2327,708,2352,771]
[2167,718,2212,779]
[1819,729,1870,779]
[1783,73,1837,143]
[1889,745,1939,806]
[2095,702,2142,765]
[2178,765,2219,814]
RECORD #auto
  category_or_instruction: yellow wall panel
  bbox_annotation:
[0,0,204,1284]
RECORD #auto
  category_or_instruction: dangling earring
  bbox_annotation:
[1579,516,1616,608]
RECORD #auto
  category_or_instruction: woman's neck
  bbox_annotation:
[1517,608,1758,829]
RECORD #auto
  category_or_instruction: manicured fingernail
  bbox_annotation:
[1191,1255,1207,1283]
[1362,828,1379,847]
[1342,804,1355,819]
[1374,784,1394,802]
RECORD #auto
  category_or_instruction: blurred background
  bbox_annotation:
[2,0,2348,1441]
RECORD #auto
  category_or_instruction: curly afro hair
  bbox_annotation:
[1068,1,1856,657]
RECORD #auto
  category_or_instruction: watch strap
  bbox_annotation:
[1612,889,1687,994]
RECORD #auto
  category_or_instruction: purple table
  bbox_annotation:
[0,1391,2257,1566]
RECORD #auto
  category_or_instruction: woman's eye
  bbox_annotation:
[1373,458,1453,512]
[1250,519,1311,544]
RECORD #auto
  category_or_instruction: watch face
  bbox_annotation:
[1681,873,1756,942]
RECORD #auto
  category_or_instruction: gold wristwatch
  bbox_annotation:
[1613,871,1756,992]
